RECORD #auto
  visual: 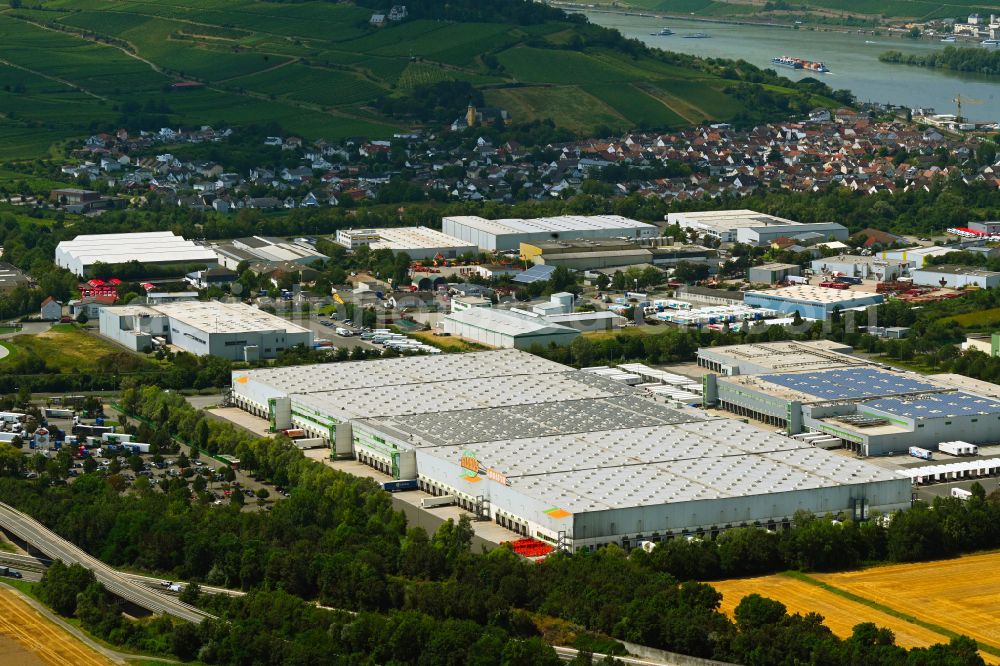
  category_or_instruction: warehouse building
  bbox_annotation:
[743,285,883,320]
[214,236,327,270]
[56,232,218,277]
[667,210,848,246]
[964,333,1000,357]
[967,220,1000,236]
[748,263,801,284]
[442,306,580,349]
[520,238,713,271]
[881,245,957,268]
[230,349,910,550]
[696,339,866,375]
[911,265,1000,289]
[702,352,1000,456]
[99,300,312,360]
[810,255,908,282]
[334,227,477,260]
[442,215,658,252]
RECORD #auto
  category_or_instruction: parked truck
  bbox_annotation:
[938,441,979,457]
[122,442,151,454]
[420,495,456,509]
[0,412,25,423]
[909,446,934,461]
[381,479,418,492]
[44,408,74,419]
[952,488,973,500]
[0,566,22,579]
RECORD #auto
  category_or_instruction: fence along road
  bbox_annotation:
[0,502,214,623]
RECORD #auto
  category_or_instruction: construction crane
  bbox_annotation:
[953,95,983,122]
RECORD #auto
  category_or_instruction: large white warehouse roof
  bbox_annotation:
[445,214,656,236]
[56,232,217,275]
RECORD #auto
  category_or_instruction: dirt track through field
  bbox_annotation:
[0,589,112,666]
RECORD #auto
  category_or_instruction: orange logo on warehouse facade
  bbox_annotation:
[460,450,509,486]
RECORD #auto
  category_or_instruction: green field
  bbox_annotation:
[0,0,838,157]
[0,324,158,373]
[942,306,1000,329]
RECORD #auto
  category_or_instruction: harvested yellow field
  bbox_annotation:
[712,575,950,650]
[0,589,112,666]
[816,551,1000,651]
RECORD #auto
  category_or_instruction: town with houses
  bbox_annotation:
[45,105,999,217]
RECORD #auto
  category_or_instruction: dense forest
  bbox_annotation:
[0,385,993,664]
[880,47,1000,76]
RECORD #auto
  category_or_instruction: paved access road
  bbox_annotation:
[0,502,213,623]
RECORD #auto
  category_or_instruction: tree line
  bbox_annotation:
[880,47,1000,76]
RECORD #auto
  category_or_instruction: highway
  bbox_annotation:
[0,502,214,623]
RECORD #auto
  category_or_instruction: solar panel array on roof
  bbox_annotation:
[864,391,1000,420]
[512,264,556,284]
[758,367,937,401]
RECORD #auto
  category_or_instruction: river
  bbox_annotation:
[583,11,1000,123]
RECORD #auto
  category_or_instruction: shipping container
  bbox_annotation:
[381,479,418,492]
[282,428,305,439]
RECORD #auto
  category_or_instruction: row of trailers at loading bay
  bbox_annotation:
[230,349,910,552]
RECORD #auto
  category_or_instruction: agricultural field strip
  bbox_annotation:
[0,590,110,666]
[816,554,1000,652]
[711,574,952,650]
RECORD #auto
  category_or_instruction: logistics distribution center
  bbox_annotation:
[667,210,848,245]
[100,300,313,360]
[231,350,909,550]
[700,341,1000,456]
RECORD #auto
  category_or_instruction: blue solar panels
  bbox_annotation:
[864,392,1000,420]
[759,368,937,401]
[513,264,556,284]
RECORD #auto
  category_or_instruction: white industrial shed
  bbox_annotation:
[442,307,580,349]
[335,227,477,260]
[99,300,312,360]
[442,215,657,252]
[911,265,1000,289]
[56,232,218,276]
[229,349,911,551]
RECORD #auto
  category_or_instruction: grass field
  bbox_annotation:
[0,587,111,666]
[712,552,1000,658]
[942,306,1000,329]
[0,324,155,374]
[410,330,488,352]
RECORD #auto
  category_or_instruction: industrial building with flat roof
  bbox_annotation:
[442,215,658,252]
[99,300,312,360]
[520,238,713,271]
[811,255,908,282]
[743,285,884,320]
[696,340,865,375]
[699,342,1000,456]
[214,236,327,270]
[56,232,218,277]
[230,349,910,550]
[667,209,848,246]
[748,263,801,284]
[335,227,477,260]
[442,306,580,349]
[911,264,1000,289]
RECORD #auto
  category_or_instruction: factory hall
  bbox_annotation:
[230,349,909,551]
